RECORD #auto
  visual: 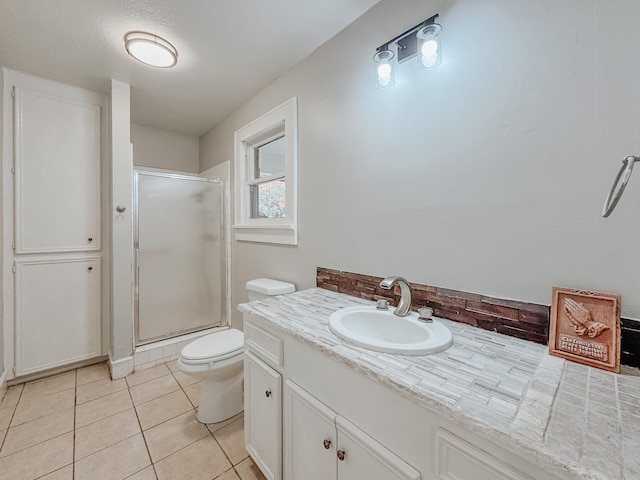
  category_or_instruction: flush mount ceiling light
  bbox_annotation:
[124,31,178,68]
[374,13,441,88]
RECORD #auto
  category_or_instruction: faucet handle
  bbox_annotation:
[418,307,434,323]
[376,299,389,310]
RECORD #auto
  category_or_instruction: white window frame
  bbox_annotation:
[233,97,298,245]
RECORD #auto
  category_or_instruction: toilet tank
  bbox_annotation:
[246,278,296,301]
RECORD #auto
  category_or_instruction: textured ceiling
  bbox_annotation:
[0,0,379,135]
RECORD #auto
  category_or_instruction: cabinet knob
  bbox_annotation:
[88,237,93,242]
[265,390,271,398]
[116,205,127,213]
[337,449,346,461]
[323,439,331,450]
[88,266,93,271]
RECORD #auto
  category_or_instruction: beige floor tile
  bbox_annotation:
[76,389,134,428]
[144,410,210,463]
[214,417,248,466]
[0,431,73,479]
[173,370,199,388]
[154,435,232,480]
[136,389,194,431]
[76,377,127,404]
[217,468,241,480]
[20,371,76,402]
[184,381,202,408]
[130,374,180,406]
[11,388,74,426]
[1,407,74,457]
[166,360,179,372]
[207,412,244,434]
[39,464,73,479]
[0,405,14,431]
[127,364,171,387]
[75,408,141,460]
[0,385,23,409]
[235,456,267,480]
[125,466,158,479]
[77,362,111,386]
[75,434,151,480]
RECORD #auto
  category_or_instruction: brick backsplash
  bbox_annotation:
[316,267,640,368]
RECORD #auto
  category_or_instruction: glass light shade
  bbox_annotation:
[416,23,442,69]
[125,32,178,68]
[373,49,395,89]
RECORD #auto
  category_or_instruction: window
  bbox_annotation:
[234,98,298,245]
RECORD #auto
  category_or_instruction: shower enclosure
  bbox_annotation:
[134,171,225,345]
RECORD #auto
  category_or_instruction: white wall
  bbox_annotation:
[201,0,640,327]
[132,123,199,173]
[0,66,4,378]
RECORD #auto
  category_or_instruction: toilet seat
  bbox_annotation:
[180,329,244,365]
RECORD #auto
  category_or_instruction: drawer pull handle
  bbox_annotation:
[265,390,271,398]
[323,439,331,450]
[337,449,346,461]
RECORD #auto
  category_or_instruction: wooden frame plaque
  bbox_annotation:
[549,287,621,372]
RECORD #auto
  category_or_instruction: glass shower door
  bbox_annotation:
[135,171,224,345]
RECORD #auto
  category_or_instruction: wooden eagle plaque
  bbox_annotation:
[549,287,621,373]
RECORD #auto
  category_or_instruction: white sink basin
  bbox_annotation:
[328,306,453,355]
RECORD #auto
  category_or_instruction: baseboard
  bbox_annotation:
[8,356,108,386]
[0,369,7,402]
[109,355,134,379]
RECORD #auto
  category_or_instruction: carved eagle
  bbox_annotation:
[564,298,610,338]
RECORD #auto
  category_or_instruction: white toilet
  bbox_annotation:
[177,278,295,424]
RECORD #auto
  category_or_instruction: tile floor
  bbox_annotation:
[0,361,266,480]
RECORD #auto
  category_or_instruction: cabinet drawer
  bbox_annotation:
[436,429,533,480]
[245,316,284,368]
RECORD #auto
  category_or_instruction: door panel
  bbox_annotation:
[245,351,282,480]
[15,256,101,375]
[13,87,101,254]
[336,416,421,480]
[284,380,337,480]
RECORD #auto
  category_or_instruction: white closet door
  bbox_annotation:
[15,256,101,375]
[14,87,101,253]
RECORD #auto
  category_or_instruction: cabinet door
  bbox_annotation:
[284,380,337,480]
[336,416,421,480]
[15,256,101,375]
[436,429,534,480]
[14,87,101,253]
[245,351,282,480]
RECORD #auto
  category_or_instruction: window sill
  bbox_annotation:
[233,224,298,246]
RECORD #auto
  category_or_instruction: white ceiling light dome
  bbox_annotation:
[124,31,178,68]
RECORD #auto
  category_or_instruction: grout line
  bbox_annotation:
[127,375,157,478]
[72,368,77,479]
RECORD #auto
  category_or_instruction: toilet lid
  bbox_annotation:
[181,329,244,362]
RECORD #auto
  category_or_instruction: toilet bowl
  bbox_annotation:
[177,278,295,424]
[177,328,244,424]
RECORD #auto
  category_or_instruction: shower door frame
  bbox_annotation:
[133,170,227,346]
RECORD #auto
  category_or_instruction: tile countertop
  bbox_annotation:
[238,288,640,480]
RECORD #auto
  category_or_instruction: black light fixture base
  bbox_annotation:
[377,13,439,64]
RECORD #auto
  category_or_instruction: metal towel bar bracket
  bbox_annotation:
[602,155,640,217]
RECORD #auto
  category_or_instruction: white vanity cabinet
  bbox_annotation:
[244,316,421,480]
[244,351,282,480]
[243,311,566,480]
[284,380,420,480]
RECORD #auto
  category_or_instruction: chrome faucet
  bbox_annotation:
[379,276,412,317]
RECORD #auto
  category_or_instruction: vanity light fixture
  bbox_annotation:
[374,13,441,88]
[124,31,178,68]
